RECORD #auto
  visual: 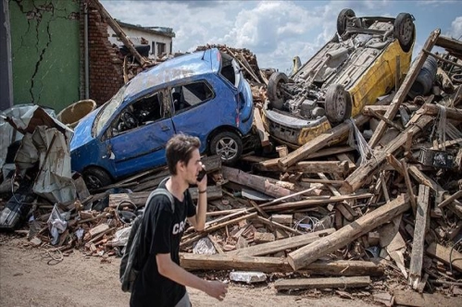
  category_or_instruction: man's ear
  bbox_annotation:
[177,160,186,173]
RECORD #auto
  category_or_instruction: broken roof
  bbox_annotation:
[115,19,176,38]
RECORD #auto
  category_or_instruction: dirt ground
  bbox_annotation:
[0,234,377,307]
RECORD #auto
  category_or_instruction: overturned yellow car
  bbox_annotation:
[262,9,415,147]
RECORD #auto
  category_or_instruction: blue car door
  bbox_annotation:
[170,78,237,154]
[105,89,175,178]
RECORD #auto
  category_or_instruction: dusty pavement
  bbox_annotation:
[0,234,377,307]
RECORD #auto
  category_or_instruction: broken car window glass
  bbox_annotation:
[173,82,214,112]
[220,52,241,88]
[95,84,128,136]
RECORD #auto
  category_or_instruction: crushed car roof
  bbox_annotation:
[123,48,220,102]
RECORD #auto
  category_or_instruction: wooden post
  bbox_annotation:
[287,194,409,270]
[409,185,430,289]
[368,29,440,148]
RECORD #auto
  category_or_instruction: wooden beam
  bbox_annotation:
[253,109,271,147]
[274,276,371,291]
[368,29,441,148]
[222,166,293,199]
[255,216,302,235]
[401,159,417,214]
[180,212,257,248]
[256,146,355,172]
[180,253,384,276]
[262,193,373,212]
[367,108,403,132]
[422,103,462,121]
[286,161,349,174]
[227,228,335,257]
[409,185,430,289]
[362,104,420,115]
[287,194,409,270]
[340,113,433,194]
[426,242,462,273]
[278,115,369,169]
[438,190,462,209]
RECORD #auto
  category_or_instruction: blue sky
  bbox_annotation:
[101,0,462,72]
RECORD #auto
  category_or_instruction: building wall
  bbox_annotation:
[87,2,123,105]
[9,0,81,112]
[108,27,172,59]
[0,0,13,111]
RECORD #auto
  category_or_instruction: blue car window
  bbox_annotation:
[113,91,164,134]
[173,81,214,112]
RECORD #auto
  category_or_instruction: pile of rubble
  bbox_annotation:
[1,29,462,306]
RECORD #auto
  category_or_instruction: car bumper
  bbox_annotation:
[262,107,332,147]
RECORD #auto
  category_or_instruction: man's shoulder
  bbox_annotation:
[147,188,174,213]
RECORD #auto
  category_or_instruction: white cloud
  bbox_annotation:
[450,16,462,39]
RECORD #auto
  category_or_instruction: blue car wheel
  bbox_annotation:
[210,131,243,165]
[83,167,112,191]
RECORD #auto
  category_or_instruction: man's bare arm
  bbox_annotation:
[156,253,227,300]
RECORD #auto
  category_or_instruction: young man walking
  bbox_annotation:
[130,134,228,307]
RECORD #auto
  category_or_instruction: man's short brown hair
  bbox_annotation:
[165,133,201,175]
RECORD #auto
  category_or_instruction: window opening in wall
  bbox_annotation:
[157,42,166,57]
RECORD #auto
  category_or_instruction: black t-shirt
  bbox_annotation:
[130,181,196,307]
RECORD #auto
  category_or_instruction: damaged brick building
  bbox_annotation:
[0,0,174,112]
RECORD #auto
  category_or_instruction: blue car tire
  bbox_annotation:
[83,167,112,191]
[210,131,242,165]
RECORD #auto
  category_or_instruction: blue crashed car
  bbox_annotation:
[70,48,254,189]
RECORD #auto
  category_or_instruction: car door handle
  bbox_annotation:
[161,126,170,131]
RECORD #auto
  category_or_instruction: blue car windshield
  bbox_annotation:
[94,84,128,135]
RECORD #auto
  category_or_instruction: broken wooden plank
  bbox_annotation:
[222,166,293,199]
[255,216,302,235]
[278,115,369,169]
[288,194,409,270]
[287,161,349,174]
[409,185,430,289]
[368,29,441,148]
[426,242,462,273]
[270,214,293,225]
[422,103,462,121]
[180,212,257,248]
[438,190,462,209]
[340,114,433,194]
[262,193,373,212]
[227,228,335,257]
[253,108,271,147]
[367,107,404,132]
[401,159,417,214]
[88,224,109,237]
[180,253,383,276]
[274,276,371,291]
